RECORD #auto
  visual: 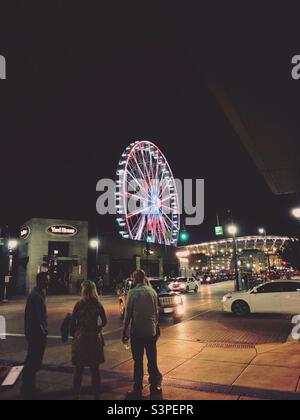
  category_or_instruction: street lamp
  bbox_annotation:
[8,240,18,250]
[292,207,300,220]
[90,239,99,250]
[226,224,241,291]
[258,228,271,272]
[89,239,100,281]
[291,207,300,266]
[227,224,238,237]
[258,228,266,236]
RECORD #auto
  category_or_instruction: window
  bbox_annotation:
[281,282,300,293]
[48,241,69,258]
[257,283,286,294]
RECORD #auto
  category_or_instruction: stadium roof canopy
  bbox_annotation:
[184,236,296,256]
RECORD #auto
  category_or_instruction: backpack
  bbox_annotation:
[61,313,72,343]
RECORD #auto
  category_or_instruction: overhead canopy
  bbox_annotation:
[208,82,300,195]
[160,3,300,195]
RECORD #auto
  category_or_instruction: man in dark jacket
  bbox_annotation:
[123,270,162,400]
[21,272,49,400]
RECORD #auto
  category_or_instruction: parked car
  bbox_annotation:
[119,278,185,323]
[223,280,300,317]
[169,277,199,293]
[218,273,230,282]
[201,274,218,285]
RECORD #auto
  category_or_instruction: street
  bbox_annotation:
[1,281,300,400]
[0,281,294,363]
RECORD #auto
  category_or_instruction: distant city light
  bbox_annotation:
[258,228,266,235]
[176,250,190,259]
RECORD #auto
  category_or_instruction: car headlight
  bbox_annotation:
[174,296,183,305]
[175,305,185,316]
[222,295,232,302]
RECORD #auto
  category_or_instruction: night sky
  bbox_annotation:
[0,2,299,242]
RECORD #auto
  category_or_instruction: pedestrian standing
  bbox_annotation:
[243,274,250,291]
[71,280,107,400]
[97,276,104,296]
[21,272,49,400]
[123,270,163,400]
[76,279,82,295]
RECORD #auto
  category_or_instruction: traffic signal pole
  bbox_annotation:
[232,236,241,292]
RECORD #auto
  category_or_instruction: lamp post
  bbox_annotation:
[227,224,241,291]
[291,207,300,262]
[2,239,18,303]
[258,228,271,272]
[177,229,190,276]
[90,239,100,281]
[291,207,300,241]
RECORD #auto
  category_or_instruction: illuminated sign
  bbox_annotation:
[47,225,78,237]
[215,226,224,237]
[20,226,31,240]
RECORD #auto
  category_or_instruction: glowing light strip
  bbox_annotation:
[184,236,294,249]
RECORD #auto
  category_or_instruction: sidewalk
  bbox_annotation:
[1,336,300,400]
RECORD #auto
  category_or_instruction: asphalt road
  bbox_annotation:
[0,281,293,347]
[0,281,232,339]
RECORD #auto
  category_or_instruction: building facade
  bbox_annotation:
[179,236,292,276]
[18,218,89,294]
[95,235,179,289]
[16,218,179,294]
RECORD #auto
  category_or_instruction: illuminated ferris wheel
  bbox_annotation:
[116,141,180,246]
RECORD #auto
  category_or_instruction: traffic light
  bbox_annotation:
[179,230,189,242]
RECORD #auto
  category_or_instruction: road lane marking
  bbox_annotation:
[0,326,124,340]
[184,309,213,322]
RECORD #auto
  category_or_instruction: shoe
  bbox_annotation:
[126,390,143,400]
[150,387,163,400]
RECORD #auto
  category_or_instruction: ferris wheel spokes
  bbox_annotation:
[116,141,180,246]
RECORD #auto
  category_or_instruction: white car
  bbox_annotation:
[223,280,300,317]
[169,277,199,293]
